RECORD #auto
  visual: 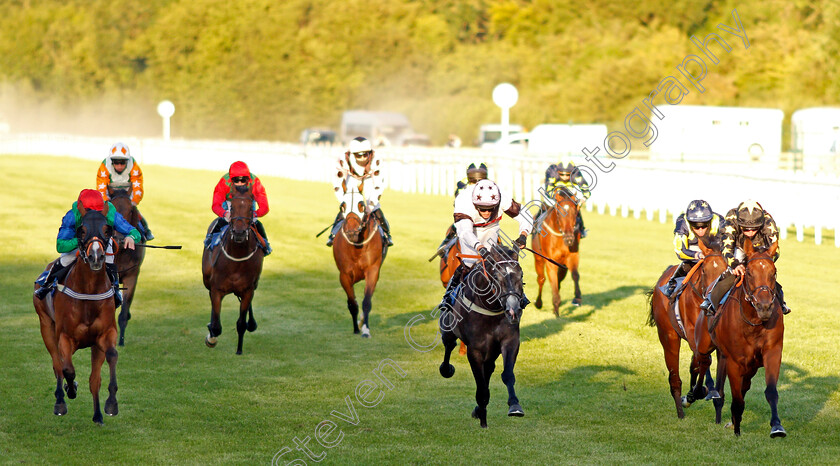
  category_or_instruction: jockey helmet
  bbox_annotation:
[557,160,576,174]
[229,161,251,180]
[349,137,373,157]
[685,200,713,224]
[78,189,105,211]
[108,142,131,161]
[736,199,765,229]
[472,179,501,208]
[466,162,488,183]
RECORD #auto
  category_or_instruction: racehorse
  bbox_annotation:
[692,240,786,437]
[646,237,726,419]
[439,245,526,428]
[108,187,146,346]
[202,190,265,354]
[532,187,582,316]
[33,208,120,424]
[333,190,387,338]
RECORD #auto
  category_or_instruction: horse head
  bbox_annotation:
[76,209,113,271]
[340,190,370,244]
[228,191,255,244]
[551,188,579,248]
[469,246,525,324]
[743,240,779,321]
[108,187,136,229]
[696,237,728,292]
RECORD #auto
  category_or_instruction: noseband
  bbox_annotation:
[743,255,777,308]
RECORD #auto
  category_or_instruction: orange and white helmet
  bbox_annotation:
[108,142,131,161]
[472,179,501,208]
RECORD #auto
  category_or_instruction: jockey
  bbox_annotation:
[34,189,140,307]
[700,200,790,315]
[543,159,590,238]
[441,179,533,306]
[664,199,725,297]
[327,137,393,247]
[96,142,154,240]
[434,162,488,257]
[205,161,272,255]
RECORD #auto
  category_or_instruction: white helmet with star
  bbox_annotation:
[472,179,501,208]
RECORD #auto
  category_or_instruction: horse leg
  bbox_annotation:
[501,336,523,417]
[466,349,489,428]
[726,363,746,436]
[546,263,562,317]
[58,334,78,399]
[534,253,545,309]
[339,273,360,334]
[37,312,66,415]
[690,351,713,402]
[235,290,254,355]
[90,346,105,424]
[713,351,727,424]
[118,273,138,346]
[205,289,224,348]
[439,328,457,378]
[247,303,257,332]
[360,269,381,338]
[104,346,119,417]
[568,253,582,306]
[656,322,685,418]
[764,348,786,437]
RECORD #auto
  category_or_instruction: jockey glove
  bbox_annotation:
[515,234,527,248]
[479,247,491,260]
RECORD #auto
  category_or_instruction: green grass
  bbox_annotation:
[1,155,839,465]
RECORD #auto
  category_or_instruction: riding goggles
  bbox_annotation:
[690,222,710,229]
[232,176,249,183]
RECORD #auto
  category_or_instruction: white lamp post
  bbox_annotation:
[156,100,175,140]
[492,83,518,141]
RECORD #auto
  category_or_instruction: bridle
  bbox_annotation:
[742,255,777,310]
[541,188,579,238]
[340,211,377,247]
[219,193,260,261]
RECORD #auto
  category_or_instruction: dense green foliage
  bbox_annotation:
[0,1,838,143]
[1,155,839,463]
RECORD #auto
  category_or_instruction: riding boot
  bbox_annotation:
[205,218,226,249]
[139,214,154,241]
[665,262,690,298]
[34,261,67,300]
[440,265,466,309]
[436,225,457,257]
[326,211,343,247]
[255,220,272,255]
[701,270,736,316]
[577,212,587,238]
[106,263,122,308]
[372,209,394,247]
[776,282,791,314]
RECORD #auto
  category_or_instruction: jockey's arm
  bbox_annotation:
[56,210,80,253]
[502,198,533,237]
[113,211,142,246]
[252,177,269,217]
[211,178,229,217]
[454,217,482,251]
[333,168,346,203]
[96,162,110,201]
[130,162,144,205]
[673,233,696,261]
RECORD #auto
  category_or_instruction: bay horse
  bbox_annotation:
[532,187,581,316]
[646,237,726,419]
[108,187,146,346]
[692,240,786,437]
[333,190,387,338]
[439,245,526,428]
[33,208,120,424]
[202,190,264,354]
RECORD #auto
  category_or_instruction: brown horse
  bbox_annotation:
[692,240,786,437]
[646,238,727,419]
[439,245,526,428]
[202,191,264,354]
[532,188,581,316]
[333,191,386,338]
[108,187,146,346]
[33,208,120,424]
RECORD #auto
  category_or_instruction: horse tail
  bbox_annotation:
[644,288,656,327]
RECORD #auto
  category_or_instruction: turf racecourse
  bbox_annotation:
[1,155,838,465]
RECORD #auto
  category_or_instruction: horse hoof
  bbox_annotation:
[105,401,119,416]
[118,340,125,347]
[439,363,455,378]
[572,298,581,306]
[205,334,218,348]
[361,326,370,338]
[54,403,67,416]
[508,404,524,417]
[471,406,480,419]
[93,415,104,425]
[724,422,734,430]
[770,425,787,438]
[707,390,721,400]
[681,396,692,408]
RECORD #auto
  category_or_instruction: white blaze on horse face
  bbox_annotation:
[341,190,366,218]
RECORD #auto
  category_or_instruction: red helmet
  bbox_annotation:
[229,161,251,179]
[78,189,104,211]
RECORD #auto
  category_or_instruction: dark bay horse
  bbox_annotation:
[333,191,386,338]
[646,238,727,419]
[202,191,264,354]
[33,208,120,424]
[533,188,581,316]
[108,187,146,346]
[439,246,525,428]
[692,240,786,437]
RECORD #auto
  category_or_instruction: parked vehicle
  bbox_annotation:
[340,110,423,145]
[791,107,840,155]
[300,128,336,145]
[478,123,523,148]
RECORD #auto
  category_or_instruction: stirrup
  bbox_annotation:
[34,285,53,300]
[326,236,334,247]
[700,299,714,316]
[781,304,791,315]
[145,230,155,241]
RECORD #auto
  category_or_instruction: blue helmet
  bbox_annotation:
[686,200,713,223]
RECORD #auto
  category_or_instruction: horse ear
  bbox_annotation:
[767,241,778,258]
[78,204,87,218]
[697,235,713,255]
[743,237,755,255]
[102,202,109,216]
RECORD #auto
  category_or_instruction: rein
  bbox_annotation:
[220,226,260,262]
[339,213,378,247]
